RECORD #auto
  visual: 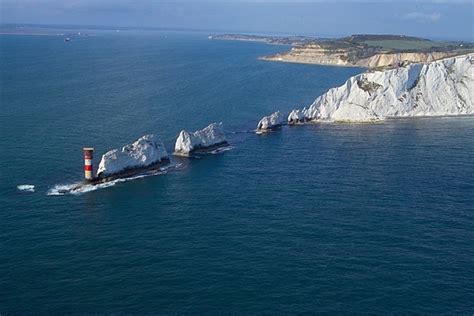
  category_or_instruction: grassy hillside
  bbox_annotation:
[362,39,437,50]
[213,33,474,65]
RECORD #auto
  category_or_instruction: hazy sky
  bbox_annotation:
[1,0,473,40]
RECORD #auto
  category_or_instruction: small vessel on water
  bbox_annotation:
[64,37,71,42]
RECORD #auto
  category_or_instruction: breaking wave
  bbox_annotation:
[209,145,234,154]
[17,184,35,193]
[47,164,183,196]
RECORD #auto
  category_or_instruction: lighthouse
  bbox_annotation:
[83,147,94,181]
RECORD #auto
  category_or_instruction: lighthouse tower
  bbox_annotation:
[83,147,94,181]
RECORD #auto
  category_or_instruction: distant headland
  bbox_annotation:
[210,34,474,69]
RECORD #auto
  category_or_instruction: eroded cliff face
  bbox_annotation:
[287,54,474,122]
[356,52,454,68]
[263,45,457,68]
[262,44,352,66]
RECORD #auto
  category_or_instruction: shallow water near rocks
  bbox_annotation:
[1,31,473,314]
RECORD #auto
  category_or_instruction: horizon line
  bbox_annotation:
[1,22,472,42]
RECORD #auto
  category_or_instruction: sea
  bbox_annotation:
[1,31,473,314]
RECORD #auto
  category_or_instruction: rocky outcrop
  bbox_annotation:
[256,111,284,133]
[97,134,169,177]
[174,122,227,156]
[288,109,306,124]
[287,54,473,122]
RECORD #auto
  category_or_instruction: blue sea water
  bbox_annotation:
[1,31,473,314]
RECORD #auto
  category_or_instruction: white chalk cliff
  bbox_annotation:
[257,111,284,132]
[174,122,227,156]
[288,54,474,122]
[97,134,169,177]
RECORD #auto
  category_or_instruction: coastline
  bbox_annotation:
[260,50,471,69]
[212,34,474,69]
[258,56,361,68]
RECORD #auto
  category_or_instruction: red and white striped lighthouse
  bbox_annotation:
[83,147,94,181]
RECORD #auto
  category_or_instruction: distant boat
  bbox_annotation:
[64,37,71,42]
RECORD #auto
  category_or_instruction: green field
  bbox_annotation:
[363,40,439,50]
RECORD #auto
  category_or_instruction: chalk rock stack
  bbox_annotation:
[97,134,168,177]
[174,122,228,156]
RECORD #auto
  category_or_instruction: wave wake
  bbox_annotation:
[17,184,35,193]
[47,163,183,196]
[209,145,234,154]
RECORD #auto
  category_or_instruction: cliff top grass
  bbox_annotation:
[341,35,472,53]
[213,33,473,52]
[362,39,437,50]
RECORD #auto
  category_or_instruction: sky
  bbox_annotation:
[1,0,473,40]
